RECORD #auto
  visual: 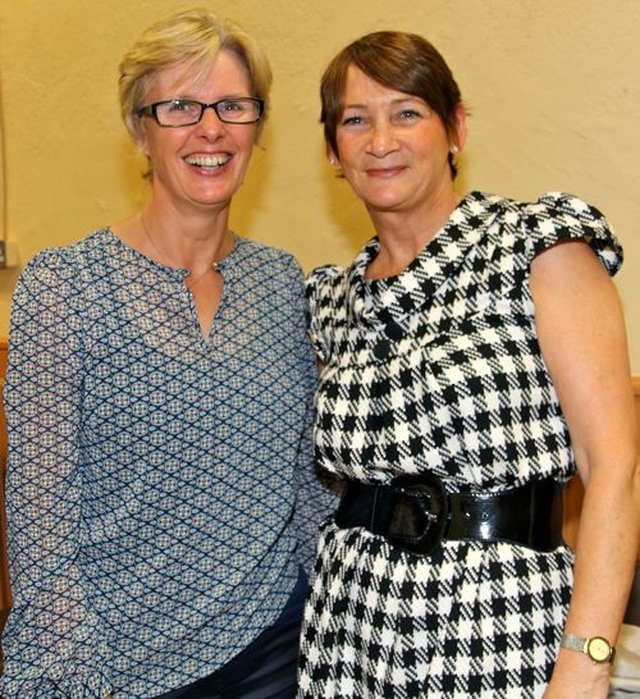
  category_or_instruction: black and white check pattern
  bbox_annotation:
[298,192,622,698]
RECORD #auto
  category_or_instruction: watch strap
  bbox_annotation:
[561,633,586,653]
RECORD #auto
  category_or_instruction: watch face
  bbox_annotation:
[587,636,612,663]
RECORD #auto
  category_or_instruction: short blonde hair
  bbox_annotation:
[119,8,272,142]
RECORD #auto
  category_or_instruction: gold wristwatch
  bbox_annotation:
[560,633,615,664]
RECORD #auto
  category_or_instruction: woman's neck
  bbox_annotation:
[139,205,234,272]
[366,189,463,280]
[113,199,235,276]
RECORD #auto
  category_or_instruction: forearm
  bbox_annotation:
[1,257,112,696]
[566,465,640,641]
[548,462,640,695]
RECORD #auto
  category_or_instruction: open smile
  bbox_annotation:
[184,153,231,169]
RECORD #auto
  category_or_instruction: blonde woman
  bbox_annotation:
[1,9,332,698]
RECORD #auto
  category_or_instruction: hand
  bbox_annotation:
[544,656,611,699]
[543,677,609,699]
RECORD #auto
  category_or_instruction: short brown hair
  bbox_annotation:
[320,31,463,177]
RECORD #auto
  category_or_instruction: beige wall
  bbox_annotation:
[0,1,639,369]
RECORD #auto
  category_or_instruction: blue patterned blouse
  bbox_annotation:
[1,230,332,698]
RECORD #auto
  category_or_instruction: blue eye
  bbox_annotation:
[219,100,244,113]
[389,105,431,125]
[393,109,422,123]
[341,115,365,126]
[168,100,194,113]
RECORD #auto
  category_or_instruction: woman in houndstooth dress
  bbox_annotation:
[297,31,639,698]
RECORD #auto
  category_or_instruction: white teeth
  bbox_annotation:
[185,154,230,168]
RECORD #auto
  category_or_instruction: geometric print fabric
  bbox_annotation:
[1,231,331,698]
[298,192,622,697]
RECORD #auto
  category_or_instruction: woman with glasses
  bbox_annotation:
[297,31,639,698]
[0,8,332,699]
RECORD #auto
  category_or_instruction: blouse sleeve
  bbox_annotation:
[521,192,623,275]
[0,251,113,699]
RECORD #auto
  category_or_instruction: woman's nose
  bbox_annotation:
[368,121,397,157]
[197,105,225,135]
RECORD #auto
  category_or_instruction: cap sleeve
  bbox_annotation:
[305,264,345,364]
[522,192,623,276]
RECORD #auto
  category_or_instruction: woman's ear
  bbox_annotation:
[451,104,468,153]
[131,117,152,158]
[137,134,151,159]
[326,145,339,167]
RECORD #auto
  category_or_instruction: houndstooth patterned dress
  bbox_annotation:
[297,192,623,698]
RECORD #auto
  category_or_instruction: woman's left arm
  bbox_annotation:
[530,240,640,698]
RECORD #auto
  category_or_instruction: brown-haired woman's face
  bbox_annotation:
[330,65,464,216]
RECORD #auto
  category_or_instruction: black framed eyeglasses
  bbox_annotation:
[137,98,264,127]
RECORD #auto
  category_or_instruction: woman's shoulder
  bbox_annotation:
[516,192,622,275]
[306,263,345,286]
[233,236,302,275]
[234,235,293,261]
[305,264,347,309]
[19,228,113,282]
[469,189,610,223]
[467,190,622,276]
[305,237,378,304]
[514,191,608,228]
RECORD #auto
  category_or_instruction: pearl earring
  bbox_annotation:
[450,145,459,154]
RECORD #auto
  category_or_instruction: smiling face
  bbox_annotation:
[138,50,258,214]
[331,65,466,219]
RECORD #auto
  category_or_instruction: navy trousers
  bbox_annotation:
[154,570,306,699]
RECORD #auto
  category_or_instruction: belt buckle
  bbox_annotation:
[386,474,449,556]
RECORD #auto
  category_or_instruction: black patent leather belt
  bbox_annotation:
[334,474,564,555]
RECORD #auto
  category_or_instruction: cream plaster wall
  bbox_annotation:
[0,1,639,369]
